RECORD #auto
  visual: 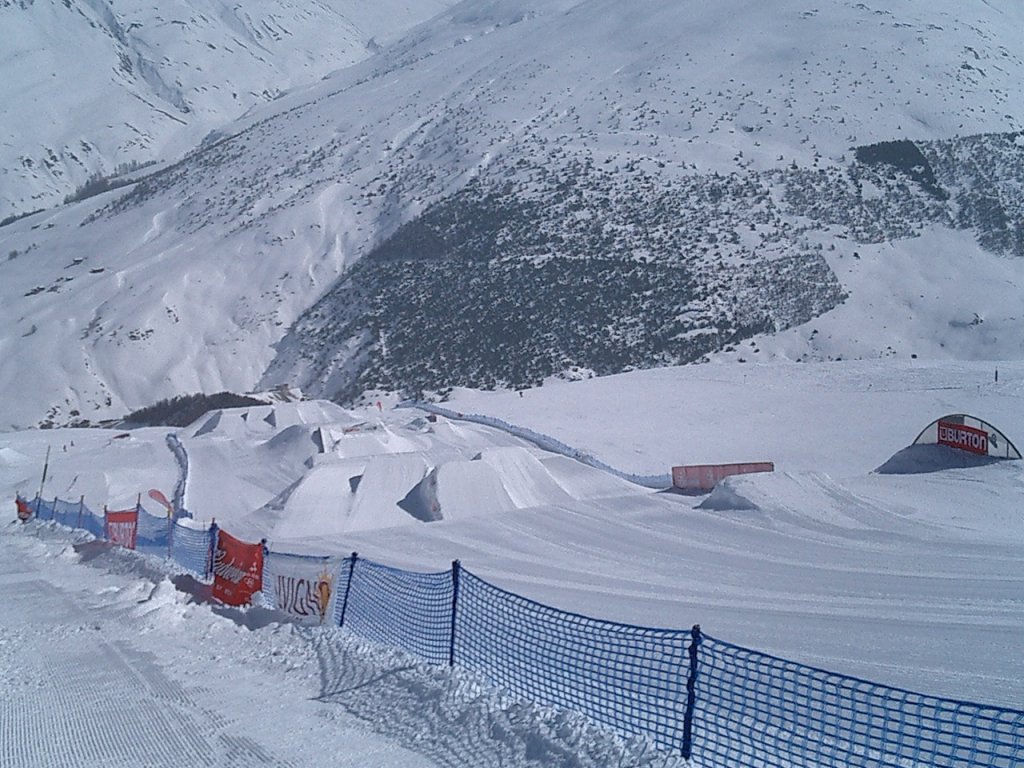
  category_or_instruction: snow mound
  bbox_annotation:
[698,471,927,540]
[875,444,1006,475]
[698,481,760,511]
[322,422,424,459]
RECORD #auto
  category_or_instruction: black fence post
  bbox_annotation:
[206,520,219,581]
[448,560,461,667]
[682,624,702,759]
[338,552,358,628]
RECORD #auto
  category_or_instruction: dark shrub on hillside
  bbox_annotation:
[124,392,265,427]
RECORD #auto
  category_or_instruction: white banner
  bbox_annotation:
[262,553,342,625]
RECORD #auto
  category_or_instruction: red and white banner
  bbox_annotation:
[212,530,264,607]
[937,421,989,456]
[672,462,775,492]
[15,496,33,522]
[264,554,339,624]
[105,508,139,550]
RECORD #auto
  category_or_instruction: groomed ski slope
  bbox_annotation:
[0,359,1022,765]
[2,524,667,768]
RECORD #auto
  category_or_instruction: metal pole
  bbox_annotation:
[682,624,702,759]
[448,560,461,667]
[337,553,358,628]
[35,446,50,515]
[206,520,219,581]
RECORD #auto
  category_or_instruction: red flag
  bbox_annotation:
[212,530,264,606]
[105,508,139,550]
[148,489,174,516]
[15,497,32,522]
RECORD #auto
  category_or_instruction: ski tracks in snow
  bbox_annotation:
[1,522,688,768]
[0,530,295,768]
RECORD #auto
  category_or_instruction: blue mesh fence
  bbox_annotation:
[50,497,83,529]
[33,497,54,521]
[454,567,694,753]
[13,495,1024,765]
[136,507,171,543]
[695,634,1024,768]
[79,502,106,538]
[169,522,214,577]
[341,557,453,665]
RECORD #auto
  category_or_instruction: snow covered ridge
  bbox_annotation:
[0,0,459,220]
[2,0,1024,427]
[396,401,672,488]
[18,502,1024,768]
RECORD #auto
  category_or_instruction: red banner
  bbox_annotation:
[212,530,264,606]
[105,508,139,550]
[937,421,989,456]
[15,497,33,521]
[672,462,775,492]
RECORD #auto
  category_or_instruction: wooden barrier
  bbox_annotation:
[671,462,774,492]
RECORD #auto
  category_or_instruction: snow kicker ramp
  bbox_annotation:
[698,471,931,541]
[538,455,651,501]
[474,447,573,508]
[346,453,432,532]
[268,460,365,540]
[271,453,433,539]
[418,460,518,522]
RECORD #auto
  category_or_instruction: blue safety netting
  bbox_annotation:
[454,567,694,753]
[14,495,1024,766]
[80,506,105,538]
[694,635,1024,768]
[136,507,171,543]
[168,522,213,577]
[32,497,52,520]
[34,497,106,534]
[340,558,453,665]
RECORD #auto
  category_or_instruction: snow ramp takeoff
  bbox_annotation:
[473,447,573,508]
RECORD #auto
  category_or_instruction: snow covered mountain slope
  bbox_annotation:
[2,0,1023,429]
[0,0,458,220]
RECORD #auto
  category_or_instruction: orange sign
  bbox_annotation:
[212,530,264,606]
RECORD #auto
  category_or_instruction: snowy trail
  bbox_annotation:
[0,551,260,767]
[0,522,688,768]
[0,524,439,768]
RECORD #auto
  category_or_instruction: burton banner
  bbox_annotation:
[105,508,139,550]
[262,552,341,625]
[212,530,264,606]
[937,420,989,456]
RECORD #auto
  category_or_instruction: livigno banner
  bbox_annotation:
[263,552,340,625]
[212,530,264,606]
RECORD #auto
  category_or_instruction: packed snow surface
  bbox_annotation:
[1,359,1021,767]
